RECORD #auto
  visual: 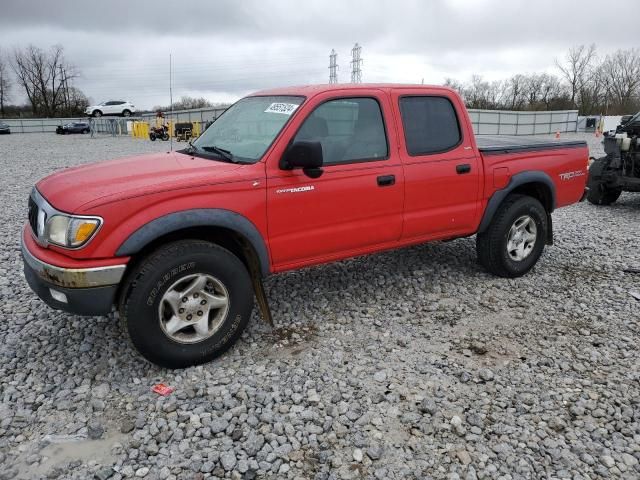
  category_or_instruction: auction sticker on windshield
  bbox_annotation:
[264,103,299,115]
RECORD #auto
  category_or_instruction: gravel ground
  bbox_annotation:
[0,133,639,480]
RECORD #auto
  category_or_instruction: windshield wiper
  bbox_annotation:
[184,141,248,163]
[201,145,235,162]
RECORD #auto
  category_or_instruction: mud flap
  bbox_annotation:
[251,274,273,327]
[242,241,274,327]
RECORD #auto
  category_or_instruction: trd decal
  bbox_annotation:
[559,170,585,181]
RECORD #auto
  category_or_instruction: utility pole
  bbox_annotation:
[329,49,338,84]
[350,43,363,84]
[169,53,173,152]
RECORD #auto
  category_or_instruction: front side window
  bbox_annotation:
[292,97,388,165]
[399,96,461,155]
[192,95,304,163]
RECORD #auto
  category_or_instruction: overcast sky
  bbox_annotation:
[1,0,639,109]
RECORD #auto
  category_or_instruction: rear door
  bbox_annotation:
[266,90,404,270]
[391,88,481,239]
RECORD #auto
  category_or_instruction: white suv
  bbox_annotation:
[86,101,136,117]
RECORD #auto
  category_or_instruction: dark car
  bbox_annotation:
[56,122,90,135]
[0,122,10,134]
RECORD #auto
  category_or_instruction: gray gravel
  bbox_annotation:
[1,133,639,480]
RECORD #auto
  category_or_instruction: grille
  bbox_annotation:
[28,195,39,236]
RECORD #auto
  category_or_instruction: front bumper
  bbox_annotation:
[21,237,126,316]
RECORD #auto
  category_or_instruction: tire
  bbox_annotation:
[586,183,621,206]
[92,110,102,117]
[149,133,156,141]
[119,240,254,368]
[476,194,547,278]
[122,109,131,117]
[161,133,169,141]
[82,129,89,134]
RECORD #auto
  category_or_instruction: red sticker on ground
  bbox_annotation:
[151,384,174,396]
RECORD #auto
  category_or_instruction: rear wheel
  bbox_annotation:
[476,194,547,278]
[92,110,102,117]
[119,240,254,368]
[122,109,131,117]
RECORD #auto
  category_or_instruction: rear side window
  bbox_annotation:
[292,97,388,165]
[399,96,461,155]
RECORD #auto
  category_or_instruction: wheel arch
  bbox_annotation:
[115,209,271,278]
[478,171,556,234]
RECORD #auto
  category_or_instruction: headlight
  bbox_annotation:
[45,214,101,248]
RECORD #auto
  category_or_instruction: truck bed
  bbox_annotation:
[476,135,587,154]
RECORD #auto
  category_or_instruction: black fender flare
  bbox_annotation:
[477,171,556,234]
[115,209,271,277]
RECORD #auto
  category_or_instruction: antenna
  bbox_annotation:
[350,43,362,83]
[169,53,173,152]
[329,49,338,84]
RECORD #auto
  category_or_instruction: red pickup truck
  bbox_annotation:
[22,84,589,368]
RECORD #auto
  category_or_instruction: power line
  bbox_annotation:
[350,43,362,84]
[329,49,338,84]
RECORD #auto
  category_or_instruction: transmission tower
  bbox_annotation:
[329,49,338,84]
[350,43,363,83]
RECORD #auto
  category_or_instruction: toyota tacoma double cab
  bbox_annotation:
[22,84,589,368]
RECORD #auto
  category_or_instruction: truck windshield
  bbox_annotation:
[192,95,304,163]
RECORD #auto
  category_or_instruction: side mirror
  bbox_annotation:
[280,141,324,178]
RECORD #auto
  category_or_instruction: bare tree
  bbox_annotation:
[504,74,528,110]
[11,44,78,117]
[523,73,545,109]
[443,77,465,95]
[0,49,10,117]
[153,96,220,112]
[538,74,567,110]
[599,48,640,114]
[555,44,597,108]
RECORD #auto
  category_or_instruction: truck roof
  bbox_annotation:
[251,83,456,97]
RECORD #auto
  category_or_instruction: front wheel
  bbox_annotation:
[92,110,102,117]
[119,240,254,368]
[149,132,156,141]
[161,133,169,141]
[122,109,131,117]
[476,194,547,278]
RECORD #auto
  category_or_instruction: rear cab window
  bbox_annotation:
[399,96,462,155]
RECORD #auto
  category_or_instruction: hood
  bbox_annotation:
[37,151,248,213]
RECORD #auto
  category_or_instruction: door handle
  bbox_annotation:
[456,164,471,174]
[377,174,395,186]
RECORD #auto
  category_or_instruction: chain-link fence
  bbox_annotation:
[468,109,579,135]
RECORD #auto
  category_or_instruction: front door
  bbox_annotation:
[266,91,404,271]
